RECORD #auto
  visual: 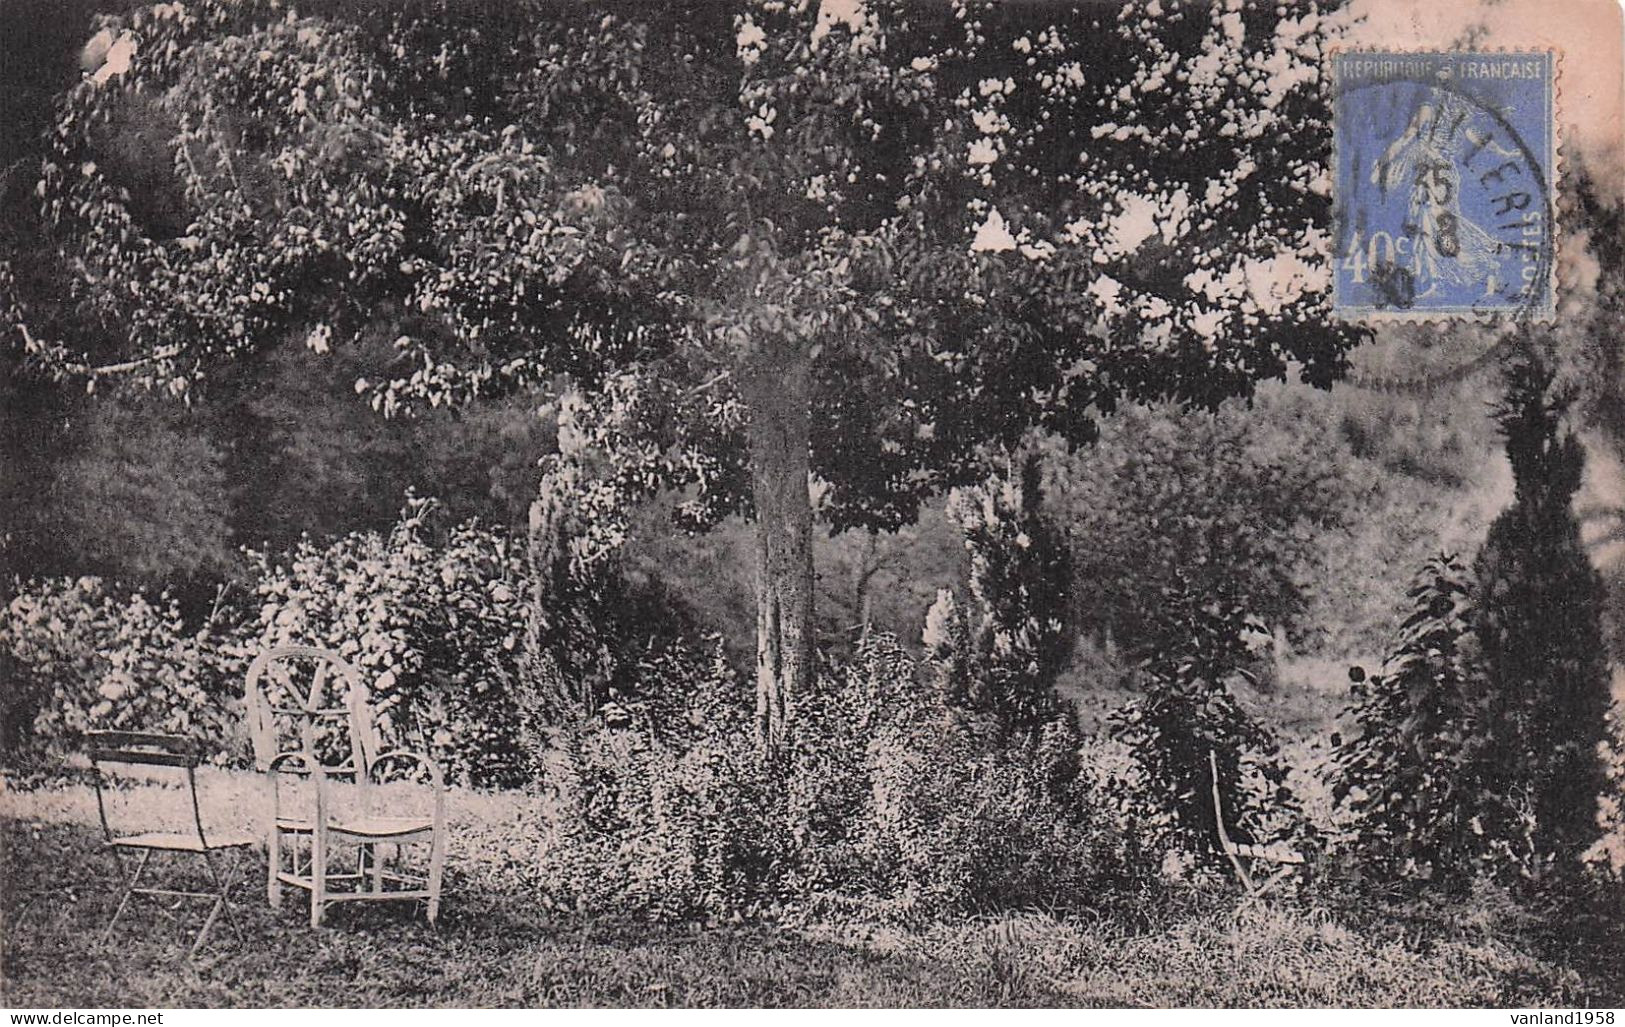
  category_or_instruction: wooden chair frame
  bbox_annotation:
[88,731,255,958]
[1208,749,1304,902]
[246,645,446,927]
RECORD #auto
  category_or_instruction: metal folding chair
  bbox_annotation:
[246,645,446,928]
[88,731,256,958]
[1208,749,1304,902]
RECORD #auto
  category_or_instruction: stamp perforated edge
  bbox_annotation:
[1323,45,1564,326]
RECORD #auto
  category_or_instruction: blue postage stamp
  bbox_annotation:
[1332,51,1555,320]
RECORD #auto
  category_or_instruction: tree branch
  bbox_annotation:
[15,320,177,378]
[685,370,732,396]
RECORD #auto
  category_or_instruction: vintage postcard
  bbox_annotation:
[1,0,1621,1015]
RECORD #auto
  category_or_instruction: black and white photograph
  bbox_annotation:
[1,0,1622,1010]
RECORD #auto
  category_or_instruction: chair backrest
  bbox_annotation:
[245,646,378,776]
[86,730,207,845]
[89,730,202,769]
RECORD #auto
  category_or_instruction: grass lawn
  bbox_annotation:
[2,776,1620,1008]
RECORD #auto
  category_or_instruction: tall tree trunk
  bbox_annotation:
[853,528,882,642]
[745,357,814,756]
[526,483,597,721]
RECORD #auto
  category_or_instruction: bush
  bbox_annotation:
[534,634,1136,923]
[0,576,245,768]
[1331,553,1481,887]
[2,500,539,784]
[1468,355,1612,879]
[1050,400,1352,658]
[850,711,1133,920]
[1331,358,1618,891]
[802,635,1131,920]
[538,729,789,920]
[518,468,702,737]
[2,492,713,788]
[535,641,791,920]
[243,495,533,787]
[1108,582,1303,862]
[926,453,1071,738]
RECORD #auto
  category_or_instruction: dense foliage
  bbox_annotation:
[924,453,1071,737]
[1109,582,1301,858]
[1332,554,1480,886]
[519,470,706,738]
[242,496,534,786]
[1051,399,1353,658]
[10,0,1360,446]
[1330,357,1618,890]
[0,341,553,595]
[1468,355,1612,879]
[537,633,1136,922]
[3,498,668,787]
[0,576,245,767]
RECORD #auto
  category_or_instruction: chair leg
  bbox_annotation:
[267,827,282,909]
[199,848,245,948]
[102,849,152,945]
[427,832,445,925]
[191,896,225,960]
[1226,859,1296,917]
[1257,865,1296,897]
[309,830,327,928]
[1223,849,1256,895]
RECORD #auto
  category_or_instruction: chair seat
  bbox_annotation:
[326,815,434,839]
[275,814,433,839]
[1227,840,1304,864]
[109,831,257,851]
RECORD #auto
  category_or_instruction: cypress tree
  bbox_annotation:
[933,453,1072,738]
[1470,353,1611,877]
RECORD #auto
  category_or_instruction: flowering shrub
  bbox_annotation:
[242,495,532,787]
[5,498,544,786]
[0,577,246,767]
[2,494,717,790]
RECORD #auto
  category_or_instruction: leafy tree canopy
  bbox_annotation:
[10,0,1361,533]
[9,0,1367,748]
[1051,395,1353,657]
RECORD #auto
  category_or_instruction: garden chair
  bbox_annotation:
[88,731,256,958]
[1208,749,1304,902]
[246,645,446,928]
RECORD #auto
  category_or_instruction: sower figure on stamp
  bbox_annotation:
[1370,93,1503,298]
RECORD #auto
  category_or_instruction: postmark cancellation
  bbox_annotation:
[1331,50,1557,321]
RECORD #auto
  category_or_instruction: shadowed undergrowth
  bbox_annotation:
[2,822,1072,1007]
[3,780,1620,1008]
